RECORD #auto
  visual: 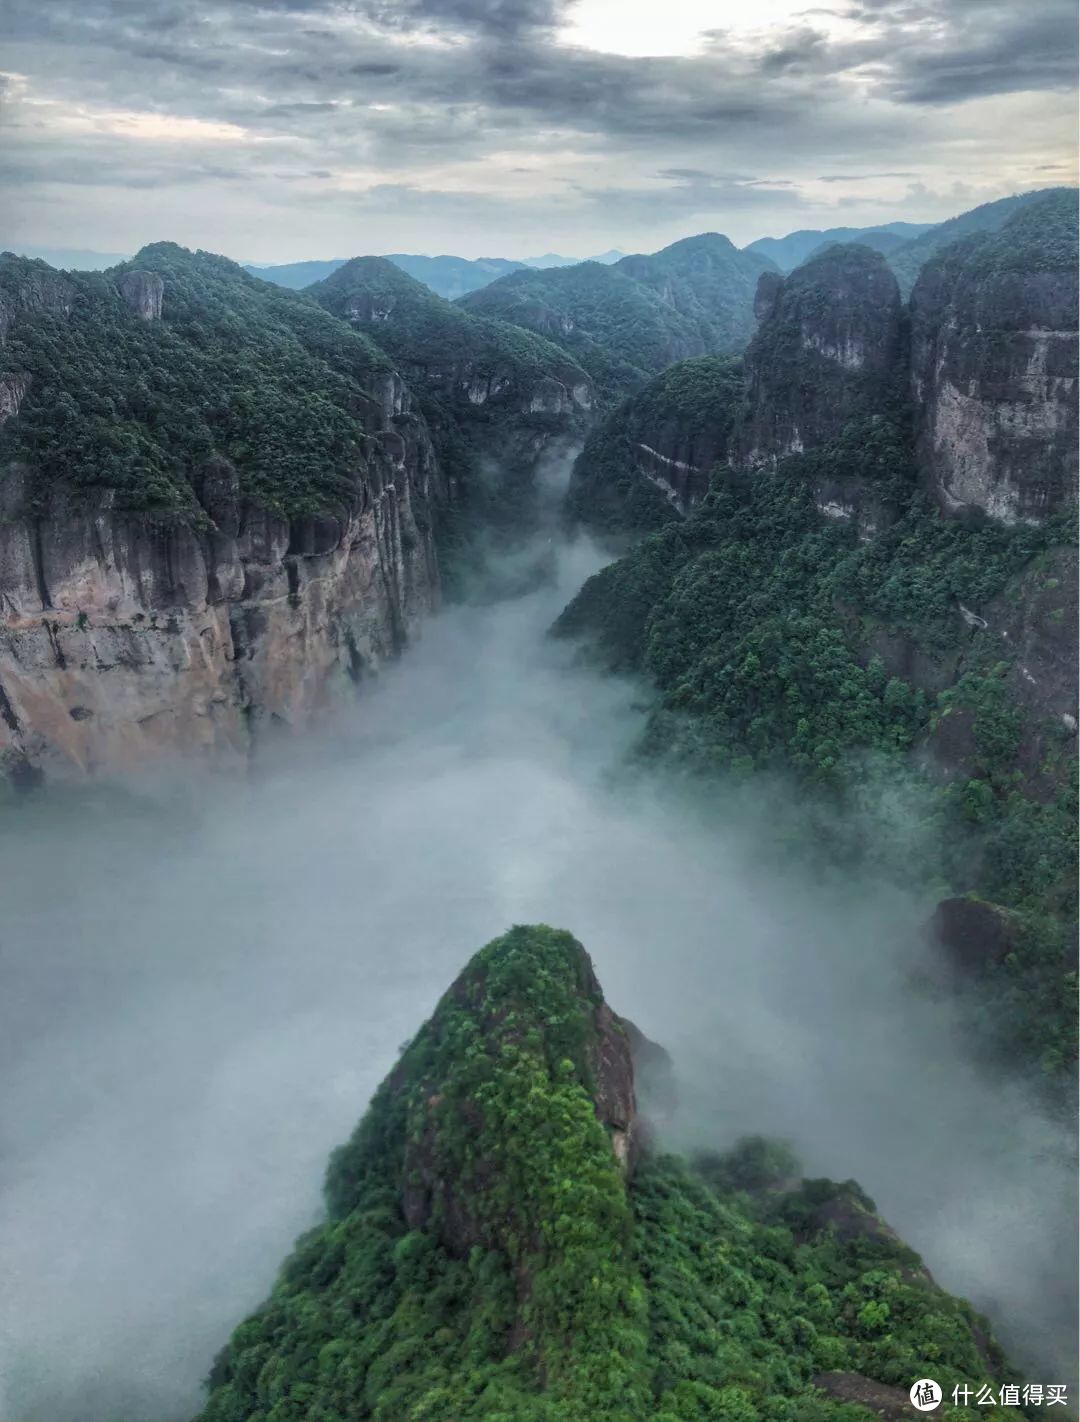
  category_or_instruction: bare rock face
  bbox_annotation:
[117,269,165,320]
[0,372,30,424]
[740,244,905,466]
[910,191,1079,523]
[927,896,1020,980]
[0,379,444,782]
[813,1372,927,1420]
[753,269,784,324]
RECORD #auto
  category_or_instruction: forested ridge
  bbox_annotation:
[197,927,1024,1422]
[0,244,396,522]
[555,194,1079,1088]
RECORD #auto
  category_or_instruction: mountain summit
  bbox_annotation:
[197,925,1016,1422]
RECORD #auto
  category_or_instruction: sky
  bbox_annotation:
[1,0,1078,263]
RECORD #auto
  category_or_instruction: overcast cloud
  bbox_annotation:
[1,1,1077,271]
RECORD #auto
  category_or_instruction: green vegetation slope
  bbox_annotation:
[196,925,1023,1422]
[887,188,1075,296]
[460,235,776,404]
[0,244,395,521]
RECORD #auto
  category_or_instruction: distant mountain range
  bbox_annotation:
[522,249,625,268]
[6,191,1072,305]
[244,249,626,297]
[744,221,933,271]
[0,245,131,271]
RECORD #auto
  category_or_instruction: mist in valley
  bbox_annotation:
[0,520,1075,1421]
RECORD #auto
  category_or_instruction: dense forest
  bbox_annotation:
[556,193,1079,1089]
[0,245,398,521]
[197,926,1022,1422]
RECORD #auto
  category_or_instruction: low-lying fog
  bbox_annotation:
[0,529,1075,1421]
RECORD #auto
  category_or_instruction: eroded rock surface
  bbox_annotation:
[0,373,444,781]
[740,244,905,467]
[910,191,1079,523]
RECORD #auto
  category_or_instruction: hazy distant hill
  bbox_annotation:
[522,249,625,268]
[745,221,930,272]
[246,253,527,299]
[243,258,346,289]
[1,244,132,270]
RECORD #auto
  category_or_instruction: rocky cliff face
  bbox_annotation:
[0,248,451,783]
[740,243,905,466]
[910,191,1079,524]
[117,268,164,320]
[0,371,442,781]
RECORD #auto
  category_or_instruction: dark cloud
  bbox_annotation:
[818,171,918,182]
[365,0,566,38]
[1,0,1075,256]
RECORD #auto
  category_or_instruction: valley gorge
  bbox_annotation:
[0,188,1077,1422]
[0,245,589,779]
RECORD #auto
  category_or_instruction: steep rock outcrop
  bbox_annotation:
[740,243,905,467]
[117,269,164,319]
[394,930,659,1262]
[910,190,1079,524]
[0,247,451,781]
[198,925,1017,1422]
[0,377,442,779]
[0,256,75,344]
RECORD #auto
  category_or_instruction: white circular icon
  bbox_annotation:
[909,1379,942,1412]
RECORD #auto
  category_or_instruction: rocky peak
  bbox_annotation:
[117,269,165,320]
[739,243,904,464]
[909,190,1079,524]
[355,925,666,1260]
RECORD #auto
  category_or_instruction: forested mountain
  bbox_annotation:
[613,233,776,354]
[308,256,590,411]
[0,242,588,777]
[307,256,592,545]
[197,925,1018,1422]
[460,235,774,404]
[458,260,704,402]
[566,355,744,534]
[745,221,931,272]
[556,191,1079,1084]
[886,187,1074,294]
[0,243,396,520]
[248,254,526,300]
